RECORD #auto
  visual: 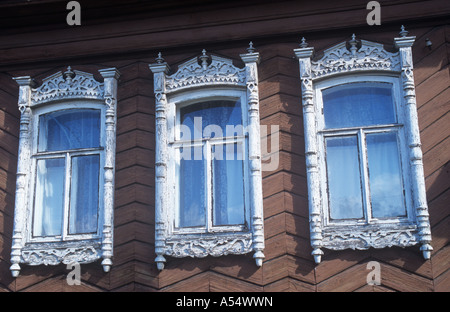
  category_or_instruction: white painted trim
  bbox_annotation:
[294,32,432,263]
[10,68,120,277]
[149,48,264,269]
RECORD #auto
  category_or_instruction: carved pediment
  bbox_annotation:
[165,52,246,92]
[31,67,105,105]
[311,37,401,79]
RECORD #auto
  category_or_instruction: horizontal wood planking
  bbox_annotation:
[1,1,450,68]
[0,15,448,291]
[428,188,450,228]
[418,87,450,131]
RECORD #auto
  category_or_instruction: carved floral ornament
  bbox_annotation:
[294,27,433,264]
[10,67,120,277]
[149,44,265,270]
[30,67,106,105]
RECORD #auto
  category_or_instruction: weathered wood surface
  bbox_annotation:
[0,1,448,291]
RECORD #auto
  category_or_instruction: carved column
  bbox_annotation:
[98,68,120,272]
[394,27,433,260]
[149,54,170,270]
[294,40,324,264]
[10,77,34,277]
[240,43,265,267]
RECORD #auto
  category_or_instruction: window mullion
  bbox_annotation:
[358,129,372,224]
[205,140,213,232]
[62,152,71,241]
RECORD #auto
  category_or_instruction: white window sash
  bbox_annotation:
[172,135,248,235]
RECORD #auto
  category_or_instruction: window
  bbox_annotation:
[174,99,248,232]
[149,46,265,270]
[32,108,102,239]
[10,67,120,277]
[317,77,411,225]
[294,29,432,263]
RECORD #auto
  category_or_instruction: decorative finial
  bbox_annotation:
[247,41,255,53]
[155,52,164,64]
[300,37,308,49]
[400,25,409,37]
[349,34,358,56]
[199,49,210,70]
[64,66,75,81]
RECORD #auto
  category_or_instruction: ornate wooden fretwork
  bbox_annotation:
[294,28,432,263]
[149,45,264,270]
[10,67,120,277]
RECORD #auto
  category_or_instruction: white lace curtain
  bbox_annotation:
[33,109,100,237]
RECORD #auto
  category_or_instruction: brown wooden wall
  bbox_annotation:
[0,0,448,292]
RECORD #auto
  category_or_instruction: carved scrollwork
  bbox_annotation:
[165,55,246,92]
[11,67,119,277]
[149,47,264,269]
[322,226,419,250]
[165,235,253,258]
[311,39,401,79]
[295,30,432,263]
[31,69,104,105]
[21,243,101,266]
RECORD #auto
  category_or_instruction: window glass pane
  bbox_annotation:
[366,132,406,218]
[180,100,242,139]
[38,109,100,152]
[69,155,100,234]
[322,82,396,129]
[33,158,65,237]
[177,145,206,227]
[212,142,245,226]
[326,136,364,220]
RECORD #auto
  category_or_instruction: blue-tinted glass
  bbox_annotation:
[38,109,100,152]
[366,132,406,218]
[33,158,65,237]
[177,145,206,227]
[69,155,100,234]
[323,83,395,129]
[180,100,242,139]
[326,136,364,220]
[212,143,245,226]
[177,100,243,228]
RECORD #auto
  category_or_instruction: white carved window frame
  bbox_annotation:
[10,67,120,277]
[149,46,265,270]
[294,29,432,264]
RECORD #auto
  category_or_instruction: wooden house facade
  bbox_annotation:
[0,0,448,292]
